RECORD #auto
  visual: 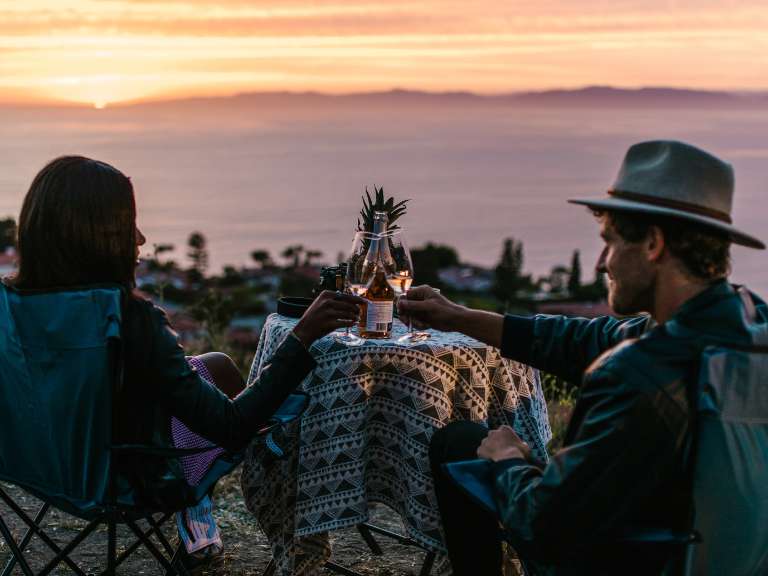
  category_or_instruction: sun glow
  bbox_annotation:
[0,1,767,105]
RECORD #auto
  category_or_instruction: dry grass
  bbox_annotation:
[0,476,447,575]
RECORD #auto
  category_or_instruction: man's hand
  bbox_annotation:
[398,285,505,348]
[477,425,531,462]
[292,290,366,347]
[397,285,466,332]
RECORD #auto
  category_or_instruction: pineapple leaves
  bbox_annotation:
[357,185,410,232]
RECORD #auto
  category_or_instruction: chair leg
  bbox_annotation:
[324,560,366,576]
[356,524,383,555]
[0,488,88,576]
[124,518,177,574]
[357,522,438,576]
[1,502,49,576]
[166,543,193,576]
[0,513,35,576]
[37,517,99,576]
[145,514,177,558]
[419,551,436,576]
[112,512,174,570]
[358,522,413,546]
[106,520,117,576]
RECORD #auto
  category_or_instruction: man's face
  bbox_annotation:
[596,217,655,316]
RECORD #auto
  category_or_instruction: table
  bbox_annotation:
[241,313,551,575]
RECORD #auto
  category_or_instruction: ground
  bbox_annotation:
[0,472,522,575]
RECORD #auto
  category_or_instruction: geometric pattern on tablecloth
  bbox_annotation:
[242,314,551,576]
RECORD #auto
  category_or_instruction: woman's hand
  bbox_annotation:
[292,291,366,347]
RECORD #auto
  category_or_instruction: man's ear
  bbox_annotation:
[645,225,666,263]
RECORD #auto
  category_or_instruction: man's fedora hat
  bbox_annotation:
[569,140,765,249]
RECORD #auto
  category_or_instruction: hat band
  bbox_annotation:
[607,189,732,224]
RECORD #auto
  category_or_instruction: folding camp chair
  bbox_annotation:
[444,290,768,576]
[0,283,308,575]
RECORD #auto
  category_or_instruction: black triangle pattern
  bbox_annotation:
[240,314,552,574]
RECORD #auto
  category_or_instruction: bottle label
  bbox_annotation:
[365,300,393,333]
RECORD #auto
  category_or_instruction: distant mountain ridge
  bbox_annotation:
[119,86,767,109]
[4,86,766,110]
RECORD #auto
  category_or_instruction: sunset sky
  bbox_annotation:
[1,0,767,107]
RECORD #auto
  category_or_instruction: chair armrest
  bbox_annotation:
[109,444,221,457]
[443,459,500,516]
[256,392,310,434]
[112,393,310,458]
[617,528,701,545]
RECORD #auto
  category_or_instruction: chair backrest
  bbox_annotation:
[0,283,123,517]
[689,302,768,574]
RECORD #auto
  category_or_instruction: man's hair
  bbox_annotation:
[598,210,731,281]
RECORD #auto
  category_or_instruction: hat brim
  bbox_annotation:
[568,196,765,250]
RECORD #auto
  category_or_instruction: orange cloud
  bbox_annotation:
[0,1,766,105]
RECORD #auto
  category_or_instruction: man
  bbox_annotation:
[398,140,767,575]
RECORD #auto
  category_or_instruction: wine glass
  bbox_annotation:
[333,231,376,346]
[384,231,430,344]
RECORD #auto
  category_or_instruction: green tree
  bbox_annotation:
[494,237,526,304]
[250,249,273,268]
[219,265,245,287]
[568,250,582,296]
[147,243,178,303]
[187,231,209,283]
[410,243,460,287]
[578,274,609,301]
[303,250,323,267]
[281,244,304,269]
[0,217,16,251]
[188,289,235,352]
[548,265,570,296]
[147,243,176,271]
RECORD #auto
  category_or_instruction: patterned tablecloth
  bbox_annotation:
[241,313,551,575]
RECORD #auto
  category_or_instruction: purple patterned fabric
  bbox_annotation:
[172,356,225,553]
[171,357,226,486]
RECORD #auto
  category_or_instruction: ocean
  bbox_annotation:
[1,97,766,294]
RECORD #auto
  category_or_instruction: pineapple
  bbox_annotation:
[357,185,409,233]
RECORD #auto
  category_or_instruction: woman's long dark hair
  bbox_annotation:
[12,156,137,289]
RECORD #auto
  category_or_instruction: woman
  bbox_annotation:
[7,155,362,569]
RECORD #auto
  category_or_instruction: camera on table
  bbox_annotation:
[313,263,347,298]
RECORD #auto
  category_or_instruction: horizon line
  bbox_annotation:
[2,84,767,109]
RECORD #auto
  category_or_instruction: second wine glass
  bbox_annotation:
[384,231,431,344]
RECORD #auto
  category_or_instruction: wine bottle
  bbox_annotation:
[359,211,395,339]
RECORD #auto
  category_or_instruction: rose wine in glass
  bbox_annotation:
[333,231,376,346]
[384,231,431,344]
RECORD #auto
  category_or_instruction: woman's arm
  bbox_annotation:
[148,291,364,451]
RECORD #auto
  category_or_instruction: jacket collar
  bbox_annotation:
[663,280,763,341]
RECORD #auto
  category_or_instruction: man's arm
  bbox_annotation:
[489,367,682,564]
[398,286,650,382]
[503,313,649,383]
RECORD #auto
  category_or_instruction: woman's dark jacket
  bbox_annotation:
[494,281,767,574]
[116,295,314,504]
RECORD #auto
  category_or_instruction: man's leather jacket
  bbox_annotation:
[493,281,767,575]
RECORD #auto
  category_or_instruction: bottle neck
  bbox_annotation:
[372,217,388,237]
